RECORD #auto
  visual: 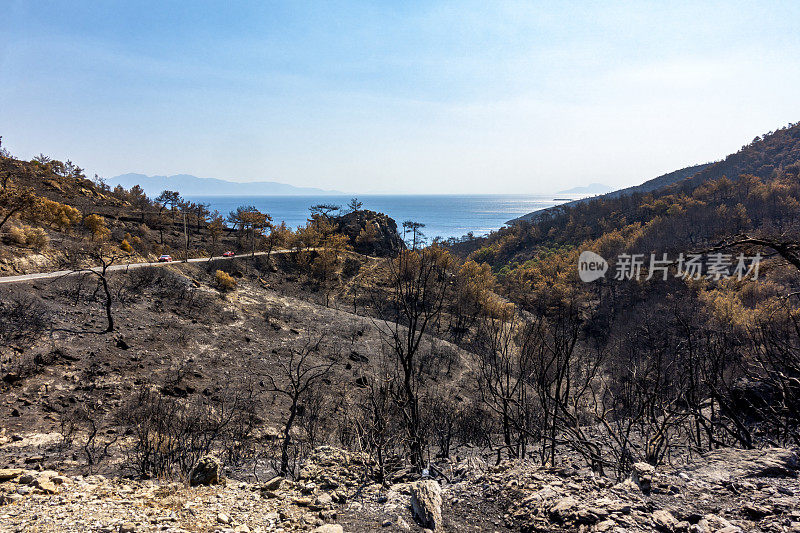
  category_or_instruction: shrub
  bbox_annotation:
[83,214,110,241]
[7,224,26,245]
[214,269,237,292]
[120,239,134,253]
[7,224,48,250]
[25,227,49,250]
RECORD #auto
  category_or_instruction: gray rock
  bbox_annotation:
[632,462,655,494]
[18,473,36,485]
[410,480,443,531]
[652,509,677,531]
[263,476,284,491]
[312,492,333,510]
[549,496,579,522]
[189,455,223,486]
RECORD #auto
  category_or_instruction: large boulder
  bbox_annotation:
[332,210,405,257]
[631,462,655,494]
[189,455,223,486]
[410,479,443,531]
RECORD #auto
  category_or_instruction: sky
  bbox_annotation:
[2,1,800,194]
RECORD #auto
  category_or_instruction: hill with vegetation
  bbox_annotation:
[472,122,800,270]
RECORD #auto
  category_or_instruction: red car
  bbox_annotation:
[222,251,235,257]
[158,254,173,262]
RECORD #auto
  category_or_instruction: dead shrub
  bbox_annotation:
[215,269,237,292]
[0,291,50,373]
[117,387,256,480]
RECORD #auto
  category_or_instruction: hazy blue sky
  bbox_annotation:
[2,1,800,194]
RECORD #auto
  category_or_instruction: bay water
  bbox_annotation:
[186,194,573,241]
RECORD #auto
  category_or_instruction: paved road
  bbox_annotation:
[0,250,292,284]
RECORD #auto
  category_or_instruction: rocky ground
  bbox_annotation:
[0,444,798,532]
[481,447,800,532]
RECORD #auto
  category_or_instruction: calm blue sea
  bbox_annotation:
[185,195,573,241]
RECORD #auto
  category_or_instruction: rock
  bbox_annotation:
[263,426,281,440]
[632,462,655,494]
[0,493,23,505]
[0,468,24,481]
[311,525,344,533]
[189,455,223,486]
[410,480,443,531]
[3,373,21,384]
[299,446,375,489]
[742,503,772,518]
[34,478,58,494]
[263,476,284,491]
[18,473,36,485]
[348,351,369,363]
[685,448,799,483]
[332,210,405,257]
[549,496,579,522]
[312,492,333,510]
[594,519,617,532]
[652,509,678,532]
[118,522,136,533]
[217,512,231,524]
[234,526,250,533]
[576,506,608,524]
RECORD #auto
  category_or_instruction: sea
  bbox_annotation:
[185,194,576,241]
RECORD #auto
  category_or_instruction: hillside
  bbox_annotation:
[508,123,800,229]
[509,163,712,224]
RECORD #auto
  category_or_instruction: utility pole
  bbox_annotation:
[183,212,189,263]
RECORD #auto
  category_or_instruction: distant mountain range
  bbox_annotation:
[109,173,344,197]
[556,183,613,195]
